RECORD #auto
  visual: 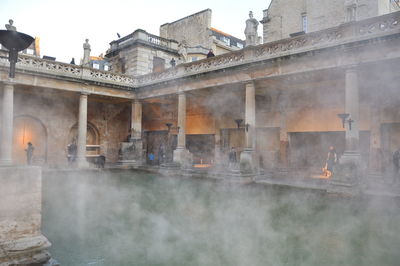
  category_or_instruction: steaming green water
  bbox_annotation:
[42,170,400,266]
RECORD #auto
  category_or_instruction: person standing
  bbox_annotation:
[393,148,400,175]
[228,147,237,168]
[25,142,34,165]
[325,146,337,177]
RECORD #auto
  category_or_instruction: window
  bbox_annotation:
[346,5,357,22]
[153,56,165,73]
[93,63,100,69]
[236,42,244,49]
[104,65,109,71]
[302,14,308,33]
[26,48,34,55]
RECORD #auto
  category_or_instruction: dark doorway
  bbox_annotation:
[144,131,176,165]
[186,134,215,164]
[289,131,344,169]
[289,131,370,169]
[381,123,400,173]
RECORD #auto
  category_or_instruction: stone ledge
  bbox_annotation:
[0,235,51,265]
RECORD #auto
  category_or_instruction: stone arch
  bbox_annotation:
[68,122,100,156]
[13,115,48,165]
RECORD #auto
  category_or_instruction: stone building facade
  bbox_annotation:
[261,0,400,43]
[105,9,245,76]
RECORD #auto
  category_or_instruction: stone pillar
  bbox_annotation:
[240,82,257,173]
[330,67,361,191]
[131,100,142,140]
[173,92,192,167]
[369,105,381,172]
[118,100,143,166]
[213,116,223,168]
[76,93,89,168]
[279,111,289,168]
[0,82,14,165]
[344,67,359,152]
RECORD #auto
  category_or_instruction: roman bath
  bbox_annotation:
[1,3,400,265]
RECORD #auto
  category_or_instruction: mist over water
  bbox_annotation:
[42,170,400,266]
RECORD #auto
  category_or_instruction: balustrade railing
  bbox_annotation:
[0,11,399,89]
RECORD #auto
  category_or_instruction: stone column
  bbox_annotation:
[76,93,89,168]
[0,81,14,165]
[240,82,257,173]
[344,67,359,152]
[131,100,142,140]
[330,66,361,191]
[279,111,289,168]
[369,105,381,172]
[173,92,191,167]
[213,116,223,168]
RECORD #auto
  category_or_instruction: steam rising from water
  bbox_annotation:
[42,170,400,266]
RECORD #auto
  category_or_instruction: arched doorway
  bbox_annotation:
[68,122,100,157]
[13,115,48,165]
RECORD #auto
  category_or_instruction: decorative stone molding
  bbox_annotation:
[0,11,399,91]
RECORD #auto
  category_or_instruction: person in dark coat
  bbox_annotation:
[393,149,400,175]
[228,147,237,167]
[25,142,34,165]
[207,49,215,58]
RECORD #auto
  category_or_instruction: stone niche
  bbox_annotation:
[0,166,53,265]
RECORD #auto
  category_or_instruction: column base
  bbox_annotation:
[239,148,257,174]
[0,159,12,166]
[173,148,193,168]
[118,141,144,167]
[329,151,361,194]
[76,158,90,169]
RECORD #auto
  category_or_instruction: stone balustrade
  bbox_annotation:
[0,11,399,90]
[0,53,136,88]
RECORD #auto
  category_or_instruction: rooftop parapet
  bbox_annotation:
[106,29,179,57]
[0,11,399,90]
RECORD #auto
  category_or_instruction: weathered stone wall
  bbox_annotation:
[0,167,42,242]
[160,9,212,48]
[111,45,177,76]
[8,90,130,166]
[0,166,51,265]
[263,0,384,43]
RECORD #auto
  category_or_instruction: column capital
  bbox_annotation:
[245,80,255,86]
[131,99,142,104]
[1,79,16,87]
[344,64,358,72]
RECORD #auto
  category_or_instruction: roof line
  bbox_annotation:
[160,9,212,27]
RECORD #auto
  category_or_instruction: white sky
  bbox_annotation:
[0,0,271,63]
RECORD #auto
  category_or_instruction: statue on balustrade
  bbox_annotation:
[244,11,259,46]
[5,19,16,31]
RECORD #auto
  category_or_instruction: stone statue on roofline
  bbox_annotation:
[244,11,259,46]
[82,39,91,66]
[178,41,188,63]
[5,19,16,31]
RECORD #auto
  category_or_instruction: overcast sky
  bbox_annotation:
[0,0,271,63]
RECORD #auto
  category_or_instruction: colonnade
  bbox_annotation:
[0,67,363,172]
